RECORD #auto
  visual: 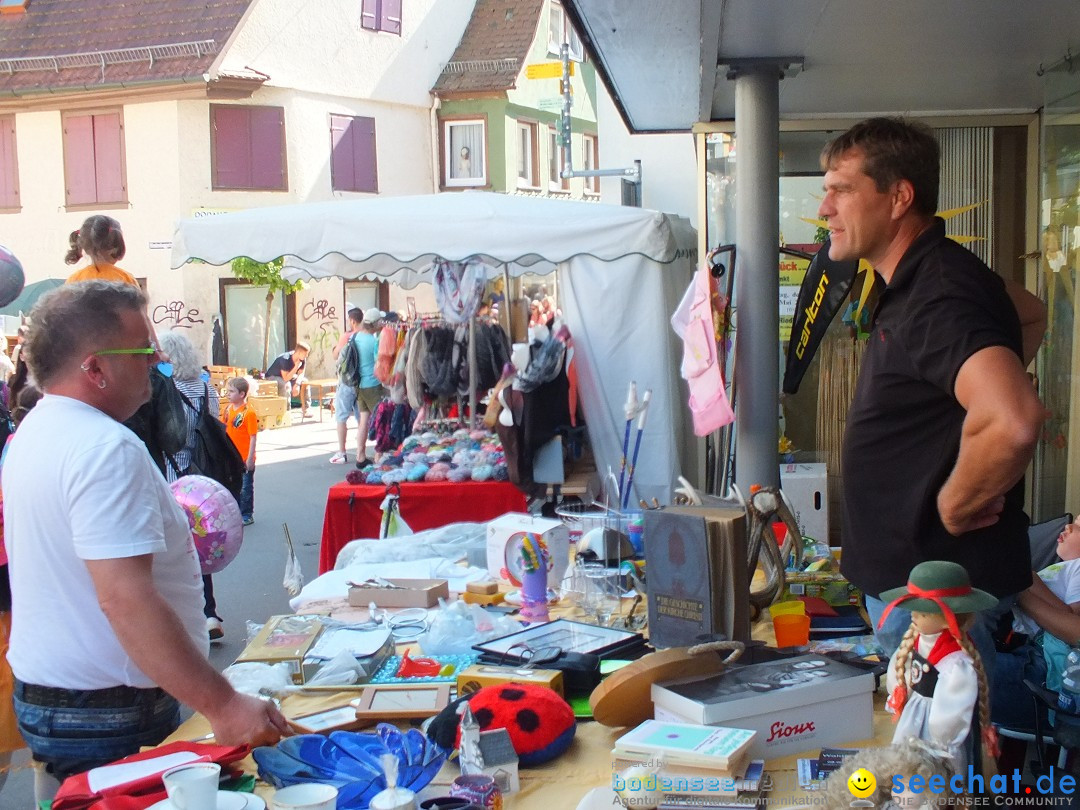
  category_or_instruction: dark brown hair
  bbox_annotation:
[821,117,940,217]
[65,215,126,266]
[26,281,146,387]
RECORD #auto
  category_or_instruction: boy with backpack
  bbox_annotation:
[223,378,258,526]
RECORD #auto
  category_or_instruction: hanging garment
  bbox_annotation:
[374,325,397,385]
[515,324,569,393]
[681,261,735,436]
[433,259,488,323]
[421,324,458,398]
[406,326,428,410]
[211,316,227,366]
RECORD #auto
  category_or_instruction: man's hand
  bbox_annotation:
[207,691,290,748]
[937,490,1005,536]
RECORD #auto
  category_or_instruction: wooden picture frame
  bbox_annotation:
[288,704,366,735]
[353,683,452,721]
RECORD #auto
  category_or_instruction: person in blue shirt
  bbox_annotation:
[353,308,384,469]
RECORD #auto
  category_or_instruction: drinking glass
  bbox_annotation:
[584,566,622,626]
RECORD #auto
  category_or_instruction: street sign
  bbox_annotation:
[537,98,563,111]
[526,61,574,79]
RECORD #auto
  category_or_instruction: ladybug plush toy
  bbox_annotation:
[429,683,576,766]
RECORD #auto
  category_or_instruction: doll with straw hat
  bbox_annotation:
[879,560,1000,777]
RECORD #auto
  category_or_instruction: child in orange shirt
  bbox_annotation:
[222,377,258,526]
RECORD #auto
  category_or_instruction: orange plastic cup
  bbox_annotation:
[773,612,811,648]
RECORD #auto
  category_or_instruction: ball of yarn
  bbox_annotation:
[471,464,493,482]
[406,451,427,464]
[407,463,429,482]
[469,430,488,441]
[365,470,384,485]
[493,466,509,482]
[345,469,366,485]
[448,466,472,483]
[382,469,408,485]
[424,466,450,482]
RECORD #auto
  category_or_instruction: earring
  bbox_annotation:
[97,379,107,390]
[80,361,90,372]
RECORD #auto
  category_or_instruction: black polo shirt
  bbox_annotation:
[840,218,1032,599]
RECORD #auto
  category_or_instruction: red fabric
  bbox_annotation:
[52,741,249,810]
[319,481,528,573]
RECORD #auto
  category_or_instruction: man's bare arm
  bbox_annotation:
[87,555,288,746]
[937,345,1044,535]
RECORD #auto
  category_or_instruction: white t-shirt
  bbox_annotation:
[3,395,207,689]
[1012,557,1080,637]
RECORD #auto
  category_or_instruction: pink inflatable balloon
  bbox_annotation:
[170,475,244,575]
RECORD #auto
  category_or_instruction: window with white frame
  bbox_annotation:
[443,119,486,187]
[517,121,539,189]
[583,133,599,194]
[547,1,584,61]
[548,127,568,192]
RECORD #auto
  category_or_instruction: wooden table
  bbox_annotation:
[299,378,338,422]
[163,610,891,809]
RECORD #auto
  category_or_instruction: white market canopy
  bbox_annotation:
[171,191,685,287]
[171,192,698,506]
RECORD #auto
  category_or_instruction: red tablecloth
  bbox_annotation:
[319,481,528,573]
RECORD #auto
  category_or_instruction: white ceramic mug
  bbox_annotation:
[271,783,339,810]
[162,761,221,810]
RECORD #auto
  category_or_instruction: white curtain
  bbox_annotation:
[937,127,993,265]
[557,219,696,506]
[449,123,484,181]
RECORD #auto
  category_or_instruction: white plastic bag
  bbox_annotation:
[418,599,520,655]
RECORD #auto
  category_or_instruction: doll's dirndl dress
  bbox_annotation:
[886,630,979,775]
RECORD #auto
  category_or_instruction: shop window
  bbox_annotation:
[548,127,568,192]
[330,114,378,193]
[0,115,17,210]
[211,104,287,191]
[443,119,486,188]
[583,133,599,195]
[517,121,539,189]
[62,110,125,206]
[548,1,584,61]
[361,0,401,35]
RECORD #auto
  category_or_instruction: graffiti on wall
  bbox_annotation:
[152,301,204,329]
[302,299,338,331]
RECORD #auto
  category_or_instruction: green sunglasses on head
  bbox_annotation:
[94,342,158,357]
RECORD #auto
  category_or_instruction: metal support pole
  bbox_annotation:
[733,67,781,493]
[468,315,478,428]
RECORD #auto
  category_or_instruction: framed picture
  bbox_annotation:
[472,618,645,660]
[353,683,452,721]
[288,704,366,735]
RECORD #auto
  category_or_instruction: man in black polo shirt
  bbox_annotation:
[818,118,1046,672]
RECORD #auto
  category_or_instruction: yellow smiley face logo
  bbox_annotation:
[847,768,876,798]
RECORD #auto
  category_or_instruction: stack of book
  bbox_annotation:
[612,719,768,809]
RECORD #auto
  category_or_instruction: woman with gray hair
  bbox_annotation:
[156,330,224,640]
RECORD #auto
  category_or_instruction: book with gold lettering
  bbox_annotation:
[644,506,749,648]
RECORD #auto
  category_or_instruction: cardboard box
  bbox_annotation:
[782,570,862,607]
[235,615,324,684]
[780,463,828,543]
[644,506,750,649]
[486,513,570,588]
[249,395,288,430]
[651,654,874,760]
[348,578,449,608]
[456,664,564,697]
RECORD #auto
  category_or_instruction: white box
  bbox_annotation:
[485,513,570,589]
[651,654,874,761]
[780,463,828,542]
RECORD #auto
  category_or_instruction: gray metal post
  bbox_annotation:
[733,67,780,493]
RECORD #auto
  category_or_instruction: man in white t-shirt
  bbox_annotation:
[2,282,288,797]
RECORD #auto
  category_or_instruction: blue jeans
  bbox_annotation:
[240,469,254,520]
[13,681,180,781]
[864,593,1013,688]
